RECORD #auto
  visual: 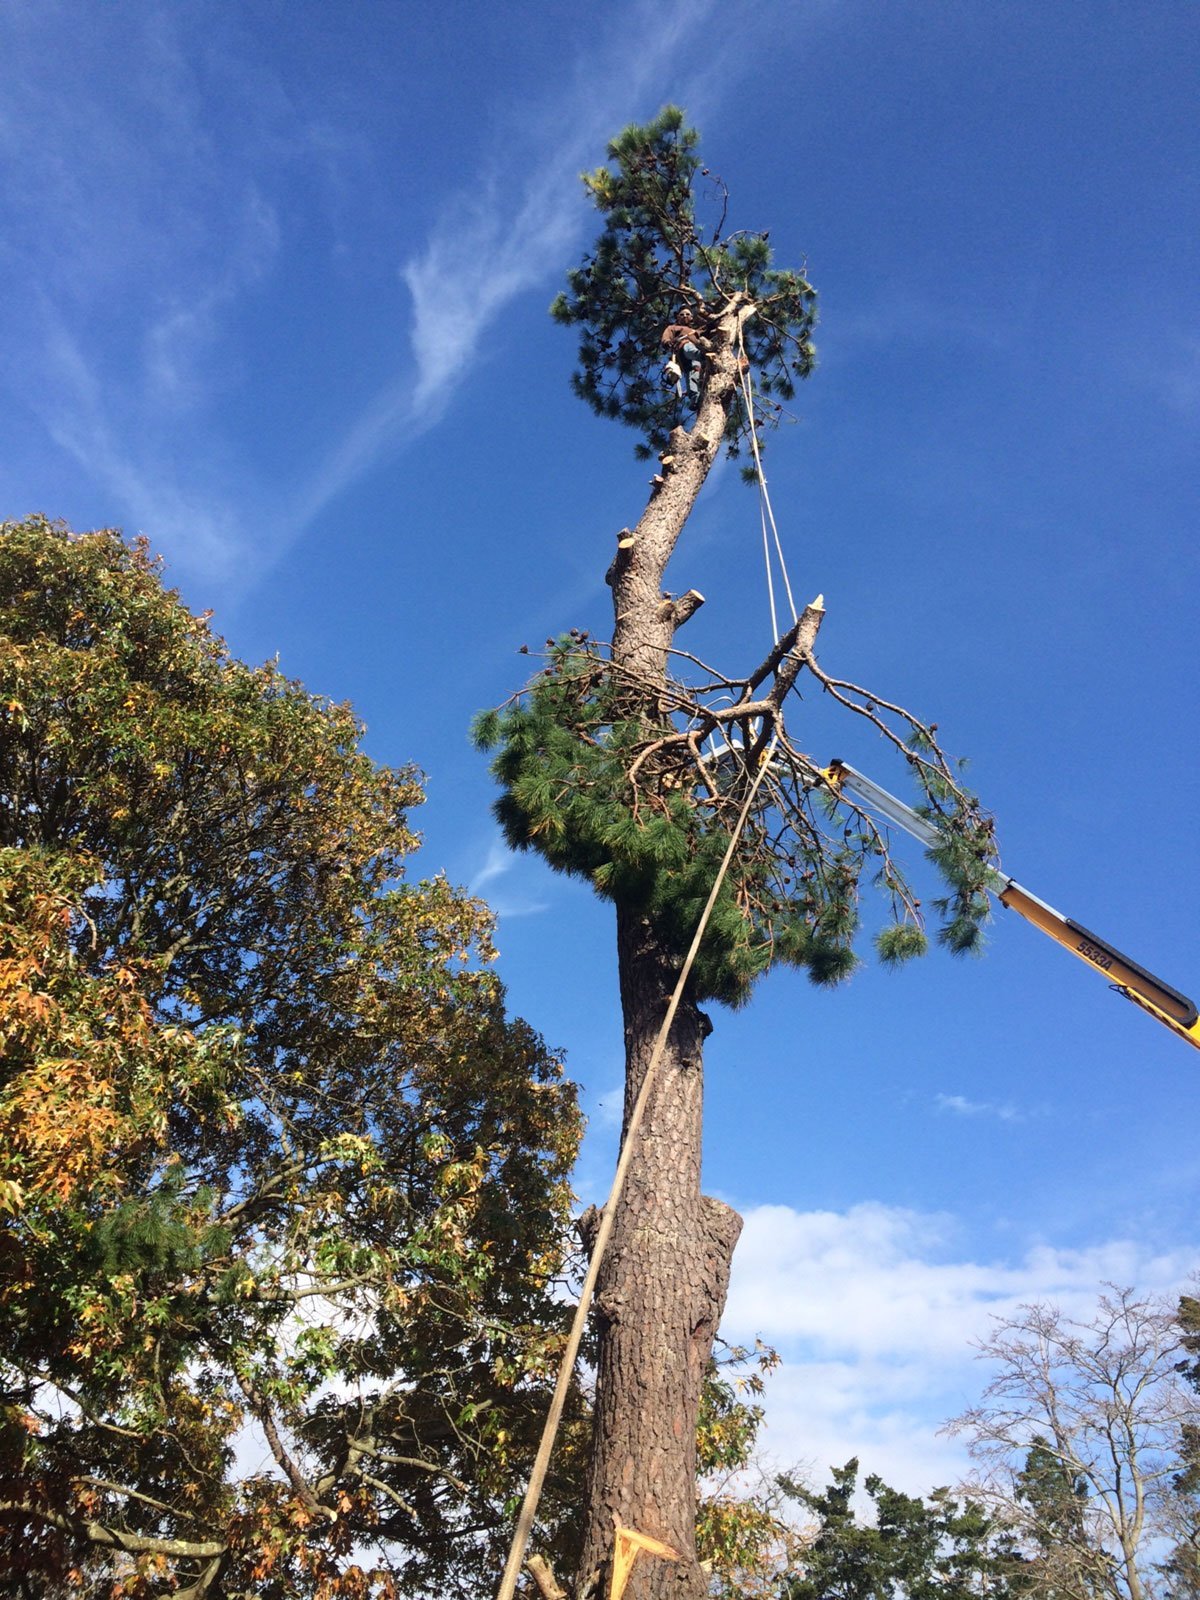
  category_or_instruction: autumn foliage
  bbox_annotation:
[0,519,582,1598]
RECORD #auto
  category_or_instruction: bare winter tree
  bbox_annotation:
[946,1287,1199,1600]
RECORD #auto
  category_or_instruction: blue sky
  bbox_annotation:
[3,0,1199,1492]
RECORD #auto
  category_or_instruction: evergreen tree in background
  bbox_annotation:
[948,1290,1196,1600]
[1165,1296,1200,1597]
[1013,1438,1103,1600]
[779,1458,1027,1600]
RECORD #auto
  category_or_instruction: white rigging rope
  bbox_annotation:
[737,329,799,635]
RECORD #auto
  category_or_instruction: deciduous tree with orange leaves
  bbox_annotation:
[0,518,583,1599]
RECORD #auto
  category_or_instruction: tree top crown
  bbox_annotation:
[551,106,818,458]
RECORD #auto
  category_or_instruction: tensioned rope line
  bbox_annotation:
[704,337,798,769]
[736,327,799,637]
[494,735,780,1600]
[707,334,802,769]
[758,486,780,642]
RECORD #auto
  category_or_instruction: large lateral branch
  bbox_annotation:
[0,1501,227,1560]
[746,596,825,698]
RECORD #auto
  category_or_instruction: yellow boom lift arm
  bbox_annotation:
[823,760,1200,1053]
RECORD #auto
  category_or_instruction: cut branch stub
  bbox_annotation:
[767,594,825,708]
[659,589,705,629]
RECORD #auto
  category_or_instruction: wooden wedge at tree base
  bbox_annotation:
[609,1524,680,1600]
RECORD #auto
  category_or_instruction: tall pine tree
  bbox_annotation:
[480,110,997,1600]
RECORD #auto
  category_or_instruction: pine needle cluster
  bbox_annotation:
[549,105,817,459]
[909,728,997,954]
[474,640,998,1008]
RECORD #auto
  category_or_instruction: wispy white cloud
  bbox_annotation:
[298,0,723,523]
[933,1091,1021,1122]
[18,160,283,586]
[140,187,282,411]
[0,5,300,589]
[1135,331,1200,419]
[34,312,249,582]
[824,291,1013,368]
[2,0,755,587]
[290,379,415,537]
[468,837,551,920]
[0,0,775,584]
[400,0,716,416]
[401,167,578,418]
[720,1201,1196,1490]
[471,839,514,895]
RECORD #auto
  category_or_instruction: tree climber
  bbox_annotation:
[660,308,706,399]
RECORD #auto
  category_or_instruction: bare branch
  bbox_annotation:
[174,1554,227,1600]
[236,1375,327,1518]
[945,1289,1196,1596]
[765,597,825,709]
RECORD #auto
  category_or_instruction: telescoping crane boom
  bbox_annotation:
[823,759,1200,1053]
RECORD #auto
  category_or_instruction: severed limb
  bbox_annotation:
[527,1552,569,1600]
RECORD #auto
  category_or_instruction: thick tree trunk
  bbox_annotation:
[575,301,753,1600]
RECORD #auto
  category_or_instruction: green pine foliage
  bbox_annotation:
[88,1168,216,1279]
[475,642,996,1008]
[877,923,930,966]
[1015,1435,1092,1551]
[475,641,859,1007]
[495,108,999,1009]
[779,1459,1028,1599]
[1167,1298,1200,1596]
[550,106,817,458]
[909,730,997,956]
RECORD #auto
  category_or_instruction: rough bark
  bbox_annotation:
[575,299,754,1600]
